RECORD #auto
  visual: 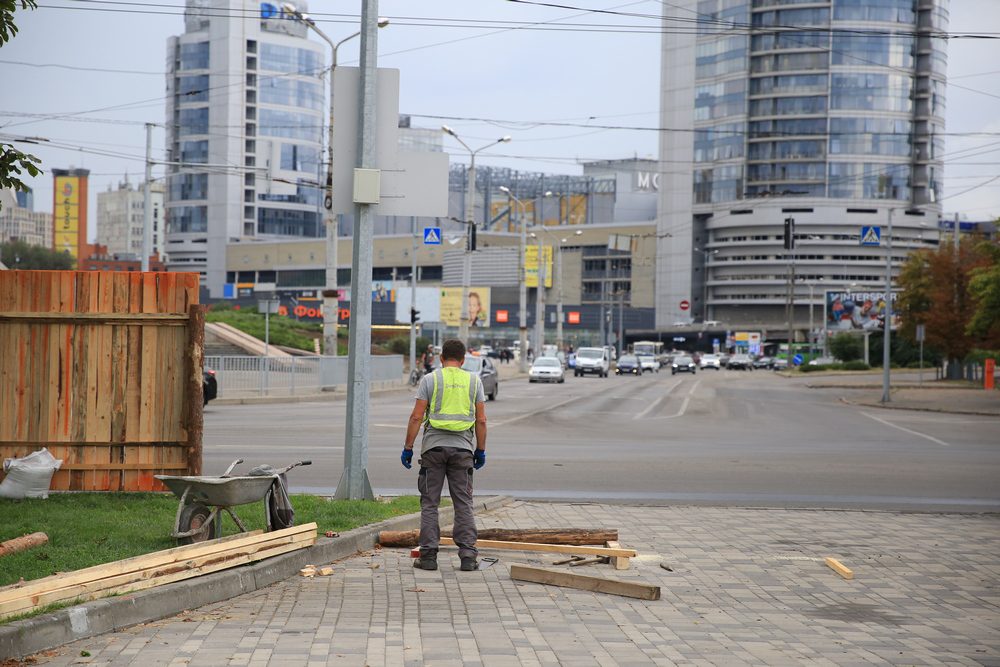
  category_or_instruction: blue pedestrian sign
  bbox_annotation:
[860,226,881,247]
[792,354,804,366]
[423,227,442,245]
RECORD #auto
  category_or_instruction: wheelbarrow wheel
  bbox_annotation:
[177,503,221,545]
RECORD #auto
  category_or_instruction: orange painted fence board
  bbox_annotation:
[0,270,202,491]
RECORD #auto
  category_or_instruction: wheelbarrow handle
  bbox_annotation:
[221,458,244,477]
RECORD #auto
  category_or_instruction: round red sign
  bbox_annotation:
[680,300,690,311]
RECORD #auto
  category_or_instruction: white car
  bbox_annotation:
[699,354,722,370]
[638,355,659,373]
[574,347,610,378]
[529,357,565,383]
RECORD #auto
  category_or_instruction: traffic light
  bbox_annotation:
[783,217,795,250]
[410,307,420,324]
[468,223,477,252]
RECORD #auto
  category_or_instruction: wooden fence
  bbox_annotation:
[0,270,203,491]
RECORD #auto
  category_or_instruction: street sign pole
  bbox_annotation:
[881,209,893,403]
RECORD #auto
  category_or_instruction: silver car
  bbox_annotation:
[462,354,499,401]
[529,357,565,383]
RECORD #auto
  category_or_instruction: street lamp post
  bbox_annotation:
[282,5,388,356]
[532,225,582,354]
[500,186,529,372]
[882,208,894,403]
[442,127,510,344]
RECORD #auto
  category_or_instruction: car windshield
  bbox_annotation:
[533,358,560,367]
[638,355,654,362]
[461,356,482,373]
[577,349,603,359]
[620,355,638,364]
[675,357,693,364]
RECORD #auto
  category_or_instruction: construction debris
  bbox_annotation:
[0,523,317,620]
[824,557,854,580]
[510,564,660,601]
[0,532,49,558]
[378,528,618,548]
[318,567,334,576]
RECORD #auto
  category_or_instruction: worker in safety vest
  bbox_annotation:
[401,338,487,571]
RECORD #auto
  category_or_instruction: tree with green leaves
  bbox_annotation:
[1,239,75,269]
[0,1,41,211]
[965,240,1000,347]
[829,333,863,362]
[896,238,994,378]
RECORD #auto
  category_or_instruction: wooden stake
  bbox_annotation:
[510,565,660,601]
[605,540,630,570]
[824,557,854,580]
[438,537,635,559]
[378,528,618,548]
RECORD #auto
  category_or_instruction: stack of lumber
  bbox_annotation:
[378,528,618,547]
[0,523,316,620]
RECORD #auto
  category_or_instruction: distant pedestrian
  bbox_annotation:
[401,338,487,572]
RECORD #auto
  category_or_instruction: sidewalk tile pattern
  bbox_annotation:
[31,502,1000,666]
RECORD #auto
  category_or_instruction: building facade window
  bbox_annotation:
[177,75,209,102]
[179,140,208,163]
[259,109,319,141]
[279,144,319,173]
[178,107,209,136]
[257,207,319,237]
[178,42,209,70]
[166,205,208,233]
[168,173,209,200]
[259,43,321,74]
[259,76,322,110]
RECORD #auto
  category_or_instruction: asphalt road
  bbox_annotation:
[202,367,1000,512]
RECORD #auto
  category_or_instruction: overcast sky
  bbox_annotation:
[1,0,997,236]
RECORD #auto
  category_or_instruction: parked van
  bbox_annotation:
[574,347,610,378]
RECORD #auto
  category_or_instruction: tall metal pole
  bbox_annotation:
[808,283,814,358]
[510,196,528,372]
[555,240,564,352]
[534,235,546,354]
[786,218,796,366]
[323,49,339,357]
[336,0,379,500]
[409,216,417,376]
[458,156,475,344]
[141,123,153,272]
[617,287,624,357]
[881,208,893,403]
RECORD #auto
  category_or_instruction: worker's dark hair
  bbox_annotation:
[441,339,466,362]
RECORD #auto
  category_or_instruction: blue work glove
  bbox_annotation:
[401,447,413,469]
[473,449,486,470]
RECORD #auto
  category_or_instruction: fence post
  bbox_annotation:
[291,356,297,395]
[186,305,205,476]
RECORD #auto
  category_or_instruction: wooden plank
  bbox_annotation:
[185,305,205,475]
[0,312,193,324]
[438,538,636,559]
[824,557,854,580]
[0,530,316,617]
[56,462,189,471]
[605,540,630,571]
[509,565,660,601]
[0,524,316,604]
[379,528,619,548]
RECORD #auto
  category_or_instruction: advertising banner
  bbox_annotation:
[53,175,81,258]
[440,287,491,328]
[372,280,395,302]
[825,290,900,331]
[524,246,553,288]
[395,287,441,323]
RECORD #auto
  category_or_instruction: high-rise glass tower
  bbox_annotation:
[656,0,947,330]
[165,0,325,296]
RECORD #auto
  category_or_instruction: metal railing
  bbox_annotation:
[205,355,404,397]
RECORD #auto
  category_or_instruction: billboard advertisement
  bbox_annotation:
[372,280,395,302]
[53,175,82,259]
[395,287,441,324]
[440,287,491,328]
[524,246,553,288]
[825,290,900,332]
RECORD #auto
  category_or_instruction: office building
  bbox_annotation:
[96,177,165,260]
[164,0,325,296]
[656,0,947,333]
[0,188,52,248]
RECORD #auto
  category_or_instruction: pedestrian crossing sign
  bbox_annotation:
[860,226,881,246]
[423,227,442,245]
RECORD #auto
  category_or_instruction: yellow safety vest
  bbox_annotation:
[427,367,479,431]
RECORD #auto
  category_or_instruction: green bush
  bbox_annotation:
[830,333,864,362]
[206,309,318,352]
[799,364,833,373]
[906,360,935,369]
[840,360,871,371]
[386,335,431,356]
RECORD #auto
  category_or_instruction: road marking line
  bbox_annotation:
[372,423,406,429]
[860,411,951,447]
[492,394,580,427]
[645,379,701,421]
[633,380,681,420]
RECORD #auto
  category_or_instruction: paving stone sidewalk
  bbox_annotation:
[30,502,1000,666]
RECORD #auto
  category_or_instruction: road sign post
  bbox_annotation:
[423,227,441,245]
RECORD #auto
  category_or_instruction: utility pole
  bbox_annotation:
[335,0,379,501]
[881,208,894,403]
[141,123,153,272]
[555,240,564,352]
[784,217,796,366]
[535,236,546,354]
[409,216,417,377]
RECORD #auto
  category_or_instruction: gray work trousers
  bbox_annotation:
[417,446,477,559]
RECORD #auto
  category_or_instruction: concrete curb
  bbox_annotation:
[0,495,514,660]
[213,382,410,406]
[840,397,1000,417]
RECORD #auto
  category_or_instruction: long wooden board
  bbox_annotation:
[0,524,315,605]
[378,528,618,548]
[509,565,660,601]
[0,532,315,618]
[439,537,636,558]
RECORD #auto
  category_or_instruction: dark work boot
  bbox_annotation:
[413,555,438,571]
[460,557,478,571]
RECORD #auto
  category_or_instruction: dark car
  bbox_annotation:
[752,356,773,369]
[462,354,499,401]
[615,355,642,376]
[727,354,753,370]
[671,356,697,375]
[203,368,218,406]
